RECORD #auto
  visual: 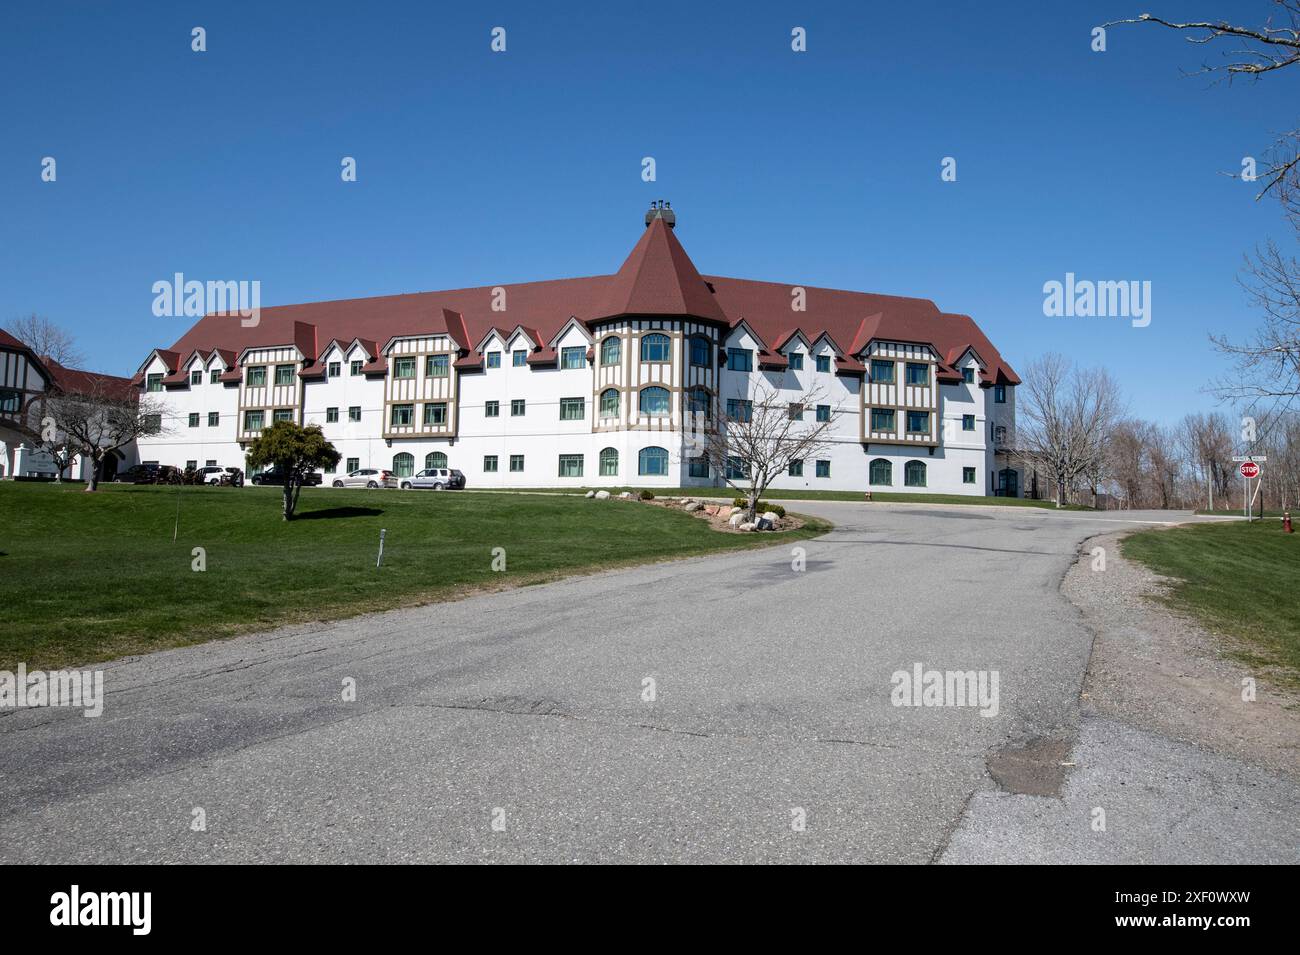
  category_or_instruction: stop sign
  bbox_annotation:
[1240,461,1260,479]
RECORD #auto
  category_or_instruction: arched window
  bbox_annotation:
[638,446,669,476]
[684,387,710,417]
[639,386,670,416]
[393,452,415,477]
[599,447,619,477]
[600,336,621,366]
[689,335,711,368]
[599,388,620,418]
[640,333,671,363]
[425,451,447,470]
[904,460,927,488]
[869,458,892,486]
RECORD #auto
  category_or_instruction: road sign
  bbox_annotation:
[1232,455,1267,463]
[1240,461,1260,479]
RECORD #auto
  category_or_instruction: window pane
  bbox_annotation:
[485,400,499,417]
[689,337,709,367]
[558,454,584,477]
[599,389,619,417]
[787,352,803,370]
[426,355,449,377]
[599,447,618,476]
[560,397,585,421]
[639,387,670,416]
[512,350,527,366]
[561,346,586,370]
[483,455,498,472]
[816,355,831,373]
[905,461,927,487]
[870,459,892,486]
[275,365,295,386]
[638,446,669,476]
[727,348,753,372]
[640,334,670,362]
[870,360,894,383]
[601,337,621,365]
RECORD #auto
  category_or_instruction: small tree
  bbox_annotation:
[691,382,838,521]
[43,380,164,491]
[245,421,340,521]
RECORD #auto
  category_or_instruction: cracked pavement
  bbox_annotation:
[3,502,1289,863]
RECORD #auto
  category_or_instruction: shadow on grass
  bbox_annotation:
[294,507,384,521]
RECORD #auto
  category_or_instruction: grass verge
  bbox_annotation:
[0,482,830,669]
[1121,520,1300,683]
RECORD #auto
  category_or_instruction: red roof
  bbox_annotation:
[156,218,1019,385]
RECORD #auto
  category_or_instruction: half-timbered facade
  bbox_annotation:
[132,204,1022,494]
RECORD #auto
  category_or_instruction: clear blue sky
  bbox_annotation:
[2,1,1294,424]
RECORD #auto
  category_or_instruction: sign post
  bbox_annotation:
[1233,456,1265,521]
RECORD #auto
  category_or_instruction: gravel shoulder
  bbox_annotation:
[1066,528,1300,778]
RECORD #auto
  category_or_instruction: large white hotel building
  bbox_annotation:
[132,205,1024,496]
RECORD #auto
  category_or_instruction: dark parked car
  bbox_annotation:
[114,464,161,484]
[251,467,322,486]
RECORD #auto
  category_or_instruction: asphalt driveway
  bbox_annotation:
[2,502,1290,863]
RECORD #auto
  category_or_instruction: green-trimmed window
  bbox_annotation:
[640,334,670,363]
[394,357,416,380]
[190,370,202,386]
[348,406,361,422]
[600,337,621,366]
[207,411,219,427]
[393,453,414,477]
[871,408,896,431]
[963,467,977,484]
[906,410,930,434]
[963,367,975,384]
[187,413,199,428]
[870,359,895,383]
[146,373,164,393]
[483,455,498,473]
[510,399,525,416]
[639,387,670,416]
[787,352,804,370]
[484,400,499,417]
[210,369,221,384]
[689,336,710,367]
[426,354,449,378]
[688,457,709,478]
[243,410,265,431]
[905,460,927,487]
[727,348,753,372]
[245,366,266,388]
[273,408,293,423]
[486,351,501,369]
[326,407,339,423]
[426,452,447,469]
[788,459,803,477]
[558,454,584,477]
[639,446,669,476]
[962,414,975,431]
[599,388,619,418]
[275,364,295,386]
[905,362,928,386]
[816,404,831,422]
[815,354,831,373]
[390,404,414,427]
[561,346,586,370]
[726,398,752,422]
[350,360,363,376]
[815,459,830,478]
[328,361,341,378]
[423,402,447,426]
[512,349,527,367]
[560,397,585,421]
[509,454,524,472]
[599,447,619,476]
[869,459,892,486]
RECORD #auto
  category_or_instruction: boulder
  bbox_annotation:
[619,491,633,499]
[585,490,596,498]
[761,511,780,524]
[728,506,743,517]
[703,505,719,516]
[685,501,704,513]
[757,517,774,531]
[728,512,744,527]
[595,490,611,500]
[738,522,757,532]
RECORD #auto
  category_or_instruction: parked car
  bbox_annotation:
[220,467,245,487]
[400,468,465,490]
[197,465,227,485]
[251,467,323,487]
[114,464,161,484]
[332,468,396,489]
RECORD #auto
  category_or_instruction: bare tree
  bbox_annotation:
[5,314,84,369]
[1109,6,1300,401]
[1017,354,1124,507]
[43,381,163,491]
[690,382,839,520]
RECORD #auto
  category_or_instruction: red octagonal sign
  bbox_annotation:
[1240,461,1260,479]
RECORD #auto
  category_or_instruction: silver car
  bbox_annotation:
[399,467,465,490]
[332,468,396,489]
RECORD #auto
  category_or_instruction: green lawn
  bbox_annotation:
[478,486,1091,510]
[0,482,829,669]
[1122,520,1300,682]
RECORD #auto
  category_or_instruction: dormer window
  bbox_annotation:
[146,373,163,392]
[512,349,527,367]
[815,354,831,373]
[190,369,202,386]
[486,351,501,369]
[787,352,804,370]
[210,369,221,384]
[963,366,975,384]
